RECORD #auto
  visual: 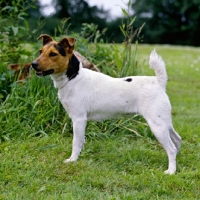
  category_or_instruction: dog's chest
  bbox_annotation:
[57,86,80,116]
[57,89,70,112]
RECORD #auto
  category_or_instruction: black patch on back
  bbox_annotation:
[54,44,66,56]
[66,54,80,80]
[124,78,132,82]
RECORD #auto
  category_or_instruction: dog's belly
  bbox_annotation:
[87,111,136,121]
[87,103,138,121]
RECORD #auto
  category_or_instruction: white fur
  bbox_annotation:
[50,49,181,174]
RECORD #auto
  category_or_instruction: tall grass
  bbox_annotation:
[0,75,72,141]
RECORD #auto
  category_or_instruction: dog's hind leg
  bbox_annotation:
[145,117,178,174]
[64,118,87,163]
[169,126,182,153]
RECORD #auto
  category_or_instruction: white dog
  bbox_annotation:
[32,34,181,174]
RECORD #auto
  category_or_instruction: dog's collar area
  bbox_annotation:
[66,54,80,81]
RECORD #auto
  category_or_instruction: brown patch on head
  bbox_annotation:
[32,35,76,75]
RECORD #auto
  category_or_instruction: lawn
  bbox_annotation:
[0,44,200,199]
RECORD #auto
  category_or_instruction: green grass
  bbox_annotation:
[0,45,200,199]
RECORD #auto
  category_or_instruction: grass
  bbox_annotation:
[0,44,200,199]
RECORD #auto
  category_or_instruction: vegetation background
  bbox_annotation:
[0,0,200,199]
[1,0,200,46]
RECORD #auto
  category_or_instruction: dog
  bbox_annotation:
[32,34,181,174]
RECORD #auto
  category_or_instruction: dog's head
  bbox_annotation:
[32,34,76,76]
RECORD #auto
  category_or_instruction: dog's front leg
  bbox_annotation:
[64,118,87,163]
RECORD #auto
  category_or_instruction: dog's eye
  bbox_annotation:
[49,52,57,57]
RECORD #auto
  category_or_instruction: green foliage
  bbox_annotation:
[0,75,72,142]
[115,5,145,77]
[80,23,107,43]
[132,0,200,46]
[0,0,35,63]
[0,65,14,103]
[0,0,44,101]
[6,0,198,45]
[55,17,71,37]
[72,7,144,78]
[38,0,108,38]
[92,4,145,78]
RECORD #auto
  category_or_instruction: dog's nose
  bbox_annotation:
[31,61,38,70]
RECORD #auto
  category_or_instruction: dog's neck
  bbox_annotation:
[50,72,69,89]
[50,54,81,89]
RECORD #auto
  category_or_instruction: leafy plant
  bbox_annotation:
[81,23,107,43]
[54,17,71,37]
[0,0,35,63]
[113,0,145,77]
[0,0,45,101]
[80,1,145,78]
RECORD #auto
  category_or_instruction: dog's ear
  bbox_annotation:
[58,38,76,49]
[37,34,54,46]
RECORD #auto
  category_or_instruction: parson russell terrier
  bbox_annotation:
[8,44,99,81]
[32,34,181,174]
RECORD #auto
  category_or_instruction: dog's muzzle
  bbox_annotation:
[31,61,54,76]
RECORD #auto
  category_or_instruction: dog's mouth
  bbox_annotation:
[35,69,54,77]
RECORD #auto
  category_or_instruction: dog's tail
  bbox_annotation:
[149,49,167,89]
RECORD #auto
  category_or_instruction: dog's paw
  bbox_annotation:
[164,169,175,175]
[64,157,77,163]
